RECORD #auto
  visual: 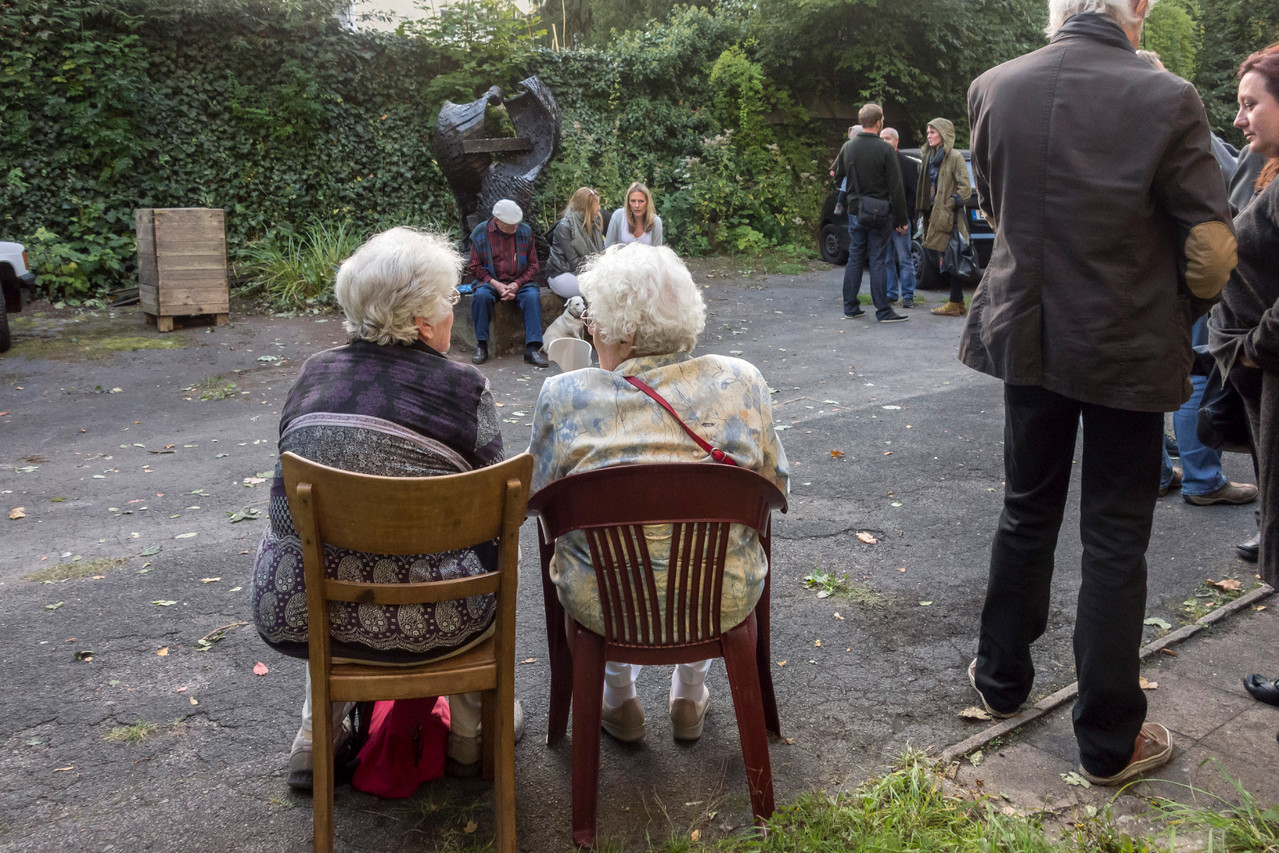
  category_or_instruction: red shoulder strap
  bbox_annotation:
[624,376,738,466]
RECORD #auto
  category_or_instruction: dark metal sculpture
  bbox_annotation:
[433,76,561,237]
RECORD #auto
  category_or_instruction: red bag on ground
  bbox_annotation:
[351,696,450,798]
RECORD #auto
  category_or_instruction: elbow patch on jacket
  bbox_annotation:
[1184,221,1237,300]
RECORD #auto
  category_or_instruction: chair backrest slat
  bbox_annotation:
[528,464,786,647]
[322,573,500,605]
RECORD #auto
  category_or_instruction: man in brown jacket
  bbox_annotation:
[961,0,1237,786]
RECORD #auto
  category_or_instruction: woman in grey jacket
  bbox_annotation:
[546,187,605,298]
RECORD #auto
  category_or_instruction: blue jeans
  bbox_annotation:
[1159,317,1225,495]
[1161,376,1227,495]
[885,228,916,302]
[470,282,543,346]
[842,215,893,319]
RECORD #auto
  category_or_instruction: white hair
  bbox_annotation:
[334,227,464,345]
[578,243,706,355]
[880,127,899,143]
[1045,0,1154,38]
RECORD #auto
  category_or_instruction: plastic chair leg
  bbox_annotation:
[722,617,775,824]
[545,595,573,745]
[570,624,607,848]
[753,586,781,736]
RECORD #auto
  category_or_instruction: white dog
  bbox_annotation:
[543,295,587,342]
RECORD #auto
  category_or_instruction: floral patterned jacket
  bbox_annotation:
[529,351,789,637]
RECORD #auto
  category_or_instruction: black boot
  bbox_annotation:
[472,342,489,365]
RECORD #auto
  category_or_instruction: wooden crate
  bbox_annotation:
[135,208,230,332]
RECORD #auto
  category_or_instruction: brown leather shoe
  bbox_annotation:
[1079,722,1173,786]
[1184,481,1258,506]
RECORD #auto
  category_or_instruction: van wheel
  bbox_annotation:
[820,224,848,265]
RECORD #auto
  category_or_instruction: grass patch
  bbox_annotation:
[238,221,362,308]
[24,555,127,582]
[801,571,883,607]
[105,720,159,744]
[1178,578,1248,624]
[1154,768,1279,851]
[188,375,237,400]
[8,333,183,361]
[265,794,296,810]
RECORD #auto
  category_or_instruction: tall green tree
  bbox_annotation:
[1193,0,1279,140]
[1141,0,1198,80]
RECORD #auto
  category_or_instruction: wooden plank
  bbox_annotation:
[154,259,229,275]
[462,138,533,154]
[154,277,229,293]
[155,297,230,314]
[153,240,229,253]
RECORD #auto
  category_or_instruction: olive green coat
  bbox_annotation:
[915,117,971,252]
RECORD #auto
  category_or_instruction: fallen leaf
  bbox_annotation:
[53,766,74,772]
[463,820,477,834]
[829,450,845,458]
[776,660,787,667]
[1159,648,1178,657]
[814,639,822,647]
[969,749,985,766]
[1061,771,1092,788]
[856,531,877,544]
[520,658,537,664]
[919,601,933,606]
[176,686,187,692]
[190,696,199,705]
[1143,617,1172,630]
[1209,577,1243,592]
[1139,676,1158,690]
[140,546,162,557]
[9,507,26,520]
[201,577,221,584]
[833,612,843,620]
[157,647,169,656]
[44,601,64,611]
[152,600,177,606]
[959,706,993,722]
[74,650,93,661]
[253,661,270,676]
[690,829,701,842]
[174,532,197,539]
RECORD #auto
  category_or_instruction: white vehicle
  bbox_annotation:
[0,241,35,353]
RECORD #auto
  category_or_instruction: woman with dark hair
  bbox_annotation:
[1207,44,1279,710]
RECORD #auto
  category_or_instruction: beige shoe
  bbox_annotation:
[931,301,967,316]
[601,696,646,742]
[1080,722,1173,786]
[670,686,711,741]
[446,698,525,778]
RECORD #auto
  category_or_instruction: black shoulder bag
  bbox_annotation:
[848,148,892,230]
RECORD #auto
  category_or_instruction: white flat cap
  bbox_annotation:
[492,199,523,225]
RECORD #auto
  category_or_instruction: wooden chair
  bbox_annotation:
[281,451,533,853]
[526,462,788,848]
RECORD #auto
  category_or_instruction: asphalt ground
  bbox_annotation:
[0,262,1262,851]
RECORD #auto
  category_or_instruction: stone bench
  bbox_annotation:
[450,286,567,357]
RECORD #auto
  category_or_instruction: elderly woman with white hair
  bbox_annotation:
[529,242,789,742]
[250,227,519,790]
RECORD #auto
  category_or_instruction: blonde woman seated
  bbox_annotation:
[546,186,606,299]
[604,181,665,247]
[250,227,520,788]
[529,243,789,741]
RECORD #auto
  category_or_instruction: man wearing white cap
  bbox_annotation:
[466,199,548,367]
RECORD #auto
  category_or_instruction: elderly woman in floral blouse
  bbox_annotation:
[251,227,519,789]
[529,242,789,742]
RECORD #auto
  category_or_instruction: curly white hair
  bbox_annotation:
[578,243,706,355]
[334,227,463,346]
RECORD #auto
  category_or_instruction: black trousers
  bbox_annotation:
[973,383,1161,776]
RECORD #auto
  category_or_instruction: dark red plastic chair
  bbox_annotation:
[527,463,788,848]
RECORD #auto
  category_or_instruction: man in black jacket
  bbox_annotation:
[832,103,909,322]
[880,126,919,307]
